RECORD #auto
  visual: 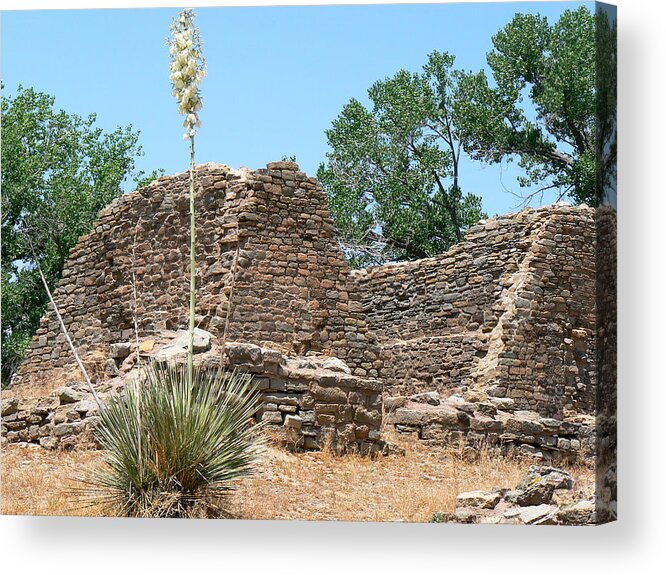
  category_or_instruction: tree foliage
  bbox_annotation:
[455,6,599,205]
[319,51,486,266]
[594,5,617,205]
[1,86,159,385]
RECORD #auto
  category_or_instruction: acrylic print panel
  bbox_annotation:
[1,1,616,525]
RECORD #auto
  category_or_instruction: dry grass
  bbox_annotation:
[1,434,594,522]
[1,444,105,517]
[2,350,108,399]
[2,370,77,399]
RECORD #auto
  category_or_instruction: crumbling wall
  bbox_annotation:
[2,341,385,454]
[352,205,597,418]
[13,161,380,385]
[12,161,597,423]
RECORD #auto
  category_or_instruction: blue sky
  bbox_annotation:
[1,1,591,217]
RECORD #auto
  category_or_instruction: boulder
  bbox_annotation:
[555,500,596,525]
[74,399,100,416]
[524,465,574,490]
[225,342,263,366]
[541,470,575,490]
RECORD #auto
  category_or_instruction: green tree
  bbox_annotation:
[319,51,486,267]
[455,6,598,205]
[1,86,158,385]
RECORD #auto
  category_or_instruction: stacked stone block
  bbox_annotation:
[385,397,594,463]
[8,160,602,456]
[3,339,385,454]
[351,205,597,418]
[223,342,384,453]
[13,162,380,386]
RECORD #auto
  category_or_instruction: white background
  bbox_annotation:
[1,0,664,573]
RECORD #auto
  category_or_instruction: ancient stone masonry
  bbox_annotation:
[595,203,617,522]
[14,161,380,385]
[351,205,597,419]
[6,161,604,462]
[2,331,385,454]
[384,392,595,464]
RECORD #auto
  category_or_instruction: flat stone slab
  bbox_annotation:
[456,490,501,510]
[173,328,212,353]
[518,504,557,525]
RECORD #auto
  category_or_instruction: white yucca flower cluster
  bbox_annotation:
[168,9,206,140]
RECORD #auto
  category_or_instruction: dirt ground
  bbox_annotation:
[0,432,594,522]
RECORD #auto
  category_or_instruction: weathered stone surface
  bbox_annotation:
[383,396,406,411]
[525,466,575,490]
[1,398,19,417]
[139,339,155,353]
[453,508,480,524]
[321,357,351,375]
[109,342,131,360]
[284,414,302,430]
[225,342,263,366]
[555,500,596,525]
[5,160,603,469]
[350,204,597,419]
[74,399,100,415]
[53,422,80,438]
[105,358,120,377]
[514,482,555,507]
[410,391,440,406]
[441,463,596,525]
[173,328,212,353]
[518,504,557,525]
[456,491,501,510]
[260,411,283,424]
[13,162,382,386]
[154,345,187,362]
[57,387,86,404]
[4,340,386,454]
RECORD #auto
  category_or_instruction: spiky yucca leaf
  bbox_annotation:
[80,362,265,518]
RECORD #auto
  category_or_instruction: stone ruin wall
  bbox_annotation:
[595,203,617,521]
[3,340,385,455]
[14,161,380,385]
[351,205,597,419]
[10,161,599,455]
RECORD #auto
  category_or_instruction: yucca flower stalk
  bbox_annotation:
[168,8,207,383]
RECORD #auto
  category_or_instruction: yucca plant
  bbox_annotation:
[168,8,207,383]
[81,361,265,518]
